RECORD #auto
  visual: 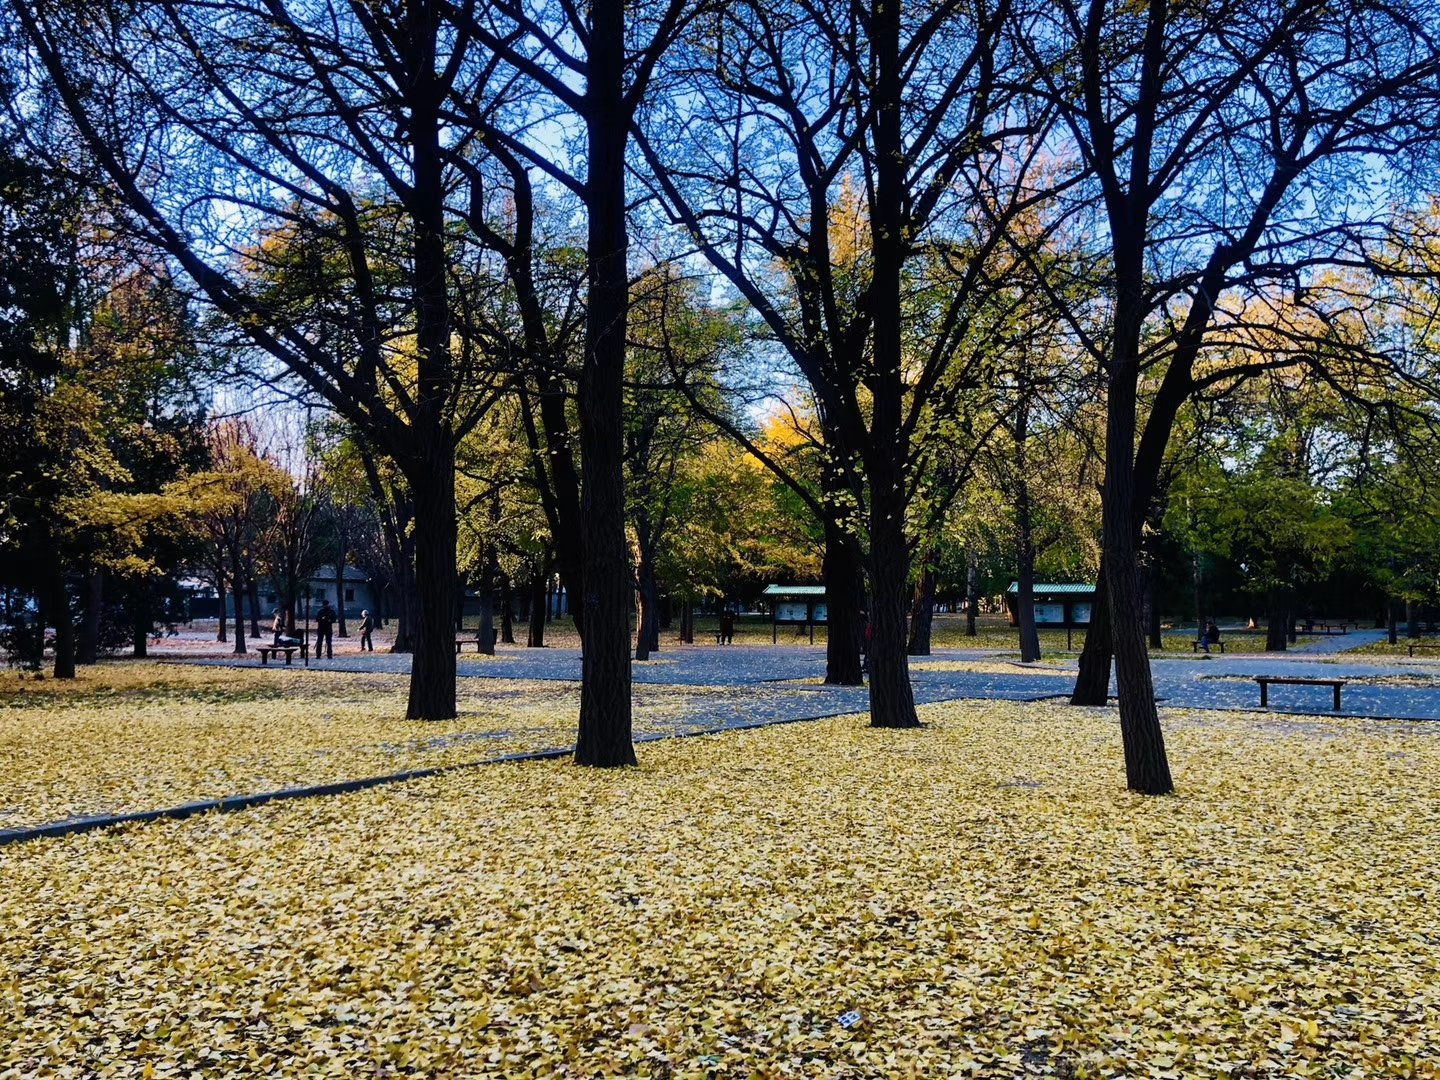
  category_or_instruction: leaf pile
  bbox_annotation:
[3,699,1438,1077]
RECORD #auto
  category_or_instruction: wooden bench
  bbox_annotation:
[455,636,481,653]
[1255,676,1345,712]
[1191,639,1227,654]
[1409,643,1440,658]
[257,644,307,665]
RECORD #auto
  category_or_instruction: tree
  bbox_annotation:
[192,424,286,655]
[452,0,701,764]
[12,0,521,719]
[1017,0,1440,792]
[641,0,1044,726]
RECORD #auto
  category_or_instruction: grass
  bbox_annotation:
[1350,637,1440,659]
[3,698,1438,1077]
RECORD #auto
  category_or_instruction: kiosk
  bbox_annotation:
[762,584,828,644]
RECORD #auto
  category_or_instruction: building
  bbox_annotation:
[181,566,377,620]
[301,566,376,619]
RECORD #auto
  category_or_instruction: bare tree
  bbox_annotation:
[638,0,1047,726]
[13,0,513,719]
[449,0,701,764]
[1011,0,1440,792]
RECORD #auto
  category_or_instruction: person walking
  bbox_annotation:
[315,599,336,659]
[358,609,374,652]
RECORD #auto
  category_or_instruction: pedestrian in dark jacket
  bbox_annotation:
[359,610,374,652]
[316,600,336,659]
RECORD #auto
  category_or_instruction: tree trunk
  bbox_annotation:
[1191,552,1204,635]
[131,581,149,659]
[965,551,979,637]
[1265,589,1289,651]
[867,513,919,728]
[1388,600,1398,645]
[1013,394,1041,663]
[216,576,227,642]
[51,566,75,680]
[390,549,418,653]
[229,551,247,655]
[1145,561,1163,650]
[406,469,459,719]
[863,0,917,730]
[1100,318,1172,793]
[78,568,102,665]
[634,547,661,661]
[907,558,936,656]
[1014,489,1041,663]
[1406,599,1419,639]
[477,553,497,657]
[500,576,515,644]
[335,553,348,637]
[358,443,416,654]
[247,577,262,639]
[1072,558,1112,705]
[527,565,547,647]
[823,525,865,685]
[680,600,695,644]
[574,0,636,767]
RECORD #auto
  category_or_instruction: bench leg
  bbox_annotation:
[260,653,268,665]
[1334,685,1341,711]
[284,651,293,665]
[1260,682,1268,707]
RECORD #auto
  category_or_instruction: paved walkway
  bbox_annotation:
[1287,628,1388,654]
[176,636,1440,723]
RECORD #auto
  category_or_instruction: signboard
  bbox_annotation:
[1034,603,1065,624]
[1071,603,1092,625]
[812,603,828,623]
[776,601,810,622]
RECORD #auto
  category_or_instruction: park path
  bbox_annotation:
[1286,628,1387,655]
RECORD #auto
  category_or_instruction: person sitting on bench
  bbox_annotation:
[271,608,302,648]
[1199,619,1220,655]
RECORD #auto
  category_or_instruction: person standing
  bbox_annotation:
[358,609,374,652]
[316,600,336,659]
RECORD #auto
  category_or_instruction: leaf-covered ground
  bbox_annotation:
[1352,639,1440,660]
[0,663,762,829]
[908,659,1076,676]
[3,699,1438,1077]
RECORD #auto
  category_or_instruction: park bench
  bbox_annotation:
[1191,639,1227,653]
[1408,642,1440,658]
[1254,675,1345,712]
[257,643,307,665]
[455,636,481,653]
